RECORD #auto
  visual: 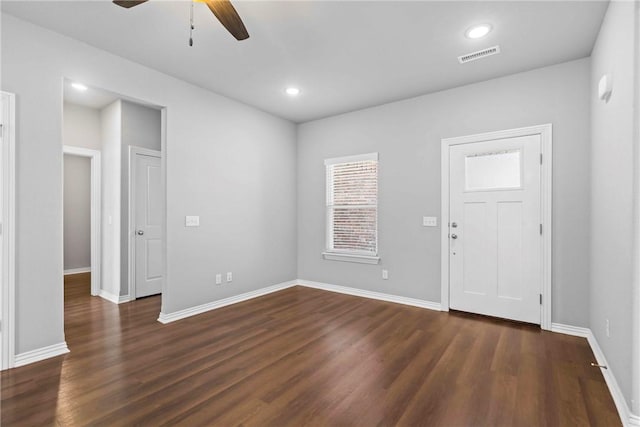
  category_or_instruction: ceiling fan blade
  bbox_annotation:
[113,0,148,9]
[202,0,250,41]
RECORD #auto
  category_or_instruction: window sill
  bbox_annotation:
[322,252,380,265]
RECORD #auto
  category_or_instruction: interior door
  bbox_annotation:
[449,135,542,324]
[134,152,163,298]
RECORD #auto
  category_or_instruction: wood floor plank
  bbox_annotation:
[0,274,621,426]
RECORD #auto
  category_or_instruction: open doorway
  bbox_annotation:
[62,80,164,314]
[63,146,101,296]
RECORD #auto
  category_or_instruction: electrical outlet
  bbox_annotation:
[215,274,222,285]
[382,269,389,280]
[226,272,233,282]
[606,319,610,337]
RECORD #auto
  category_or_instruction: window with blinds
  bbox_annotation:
[325,153,378,257]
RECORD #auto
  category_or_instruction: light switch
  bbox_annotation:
[185,216,200,227]
[423,216,437,227]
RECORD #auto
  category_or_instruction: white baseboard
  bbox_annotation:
[587,329,638,427]
[99,290,130,304]
[157,280,298,324]
[551,322,590,338]
[297,279,442,312]
[14,342,69,367]
[64,267,91,275]
[552,323,638,426]
[156,278,441,324]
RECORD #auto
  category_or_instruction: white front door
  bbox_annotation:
[449,135,542,324]
[134,152,163,298]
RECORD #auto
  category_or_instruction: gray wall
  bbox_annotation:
[63,102,101,150]
[298,58,591,327]
[62,102,101,273]
[1,14,297,353]
[63,154,91,271]
[120,100,162,297]
[589,0,638,411]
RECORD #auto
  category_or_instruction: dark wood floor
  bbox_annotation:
[1,273,620,426]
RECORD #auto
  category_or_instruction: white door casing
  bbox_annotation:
[1,91,16,370]
[130,148,163,298]
[441,124,552,330]
[449,135,541,324]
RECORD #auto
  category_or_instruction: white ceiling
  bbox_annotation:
[62,78,163,110]
[63,79,120,109]
[3,1,608,123]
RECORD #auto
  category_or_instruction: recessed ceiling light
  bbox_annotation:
[71,82,88,91]
[465,24,492,39]
[285,87,300,96]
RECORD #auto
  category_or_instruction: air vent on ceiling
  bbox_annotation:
[458,45,501,64]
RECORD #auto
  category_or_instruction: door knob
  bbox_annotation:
[451,234,458,239]
[451,222,458,228]
[137,230,144,236]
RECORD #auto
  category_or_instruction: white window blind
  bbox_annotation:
[325,153,378,256]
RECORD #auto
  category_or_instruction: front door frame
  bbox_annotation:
[440,124,553,330]
[128,146,162,300]
[63,145,102,297]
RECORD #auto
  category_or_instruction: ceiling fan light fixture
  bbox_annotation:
[71,82,89,91]
[285,87,301,96]
[465,24,492,39]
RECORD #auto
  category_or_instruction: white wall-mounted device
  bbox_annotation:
[185,215,200,227]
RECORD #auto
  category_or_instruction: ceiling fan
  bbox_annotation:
[113,0,249,41]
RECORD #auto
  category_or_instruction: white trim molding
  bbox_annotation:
[64,267,91,275]
[440,124,553,330]
[128,146,162,301]
[550,322,590,338]
[14,342,69,367]
[324,152,378,166]
[157,279,441,325]
[298,280,442,311]
[99,290,130,305]
[587,330,639,427]
[63,145,101,296]
[158,280,299,324]
[552,323,639,426]
[1,91,16,371]
[633,4,640,417]
[322,252,380,264]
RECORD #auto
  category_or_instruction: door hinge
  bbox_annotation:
[540,153,543,165]
[540,294,543,305]
[540,224,543,235]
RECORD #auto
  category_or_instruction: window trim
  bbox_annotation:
[324,152,380,264]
